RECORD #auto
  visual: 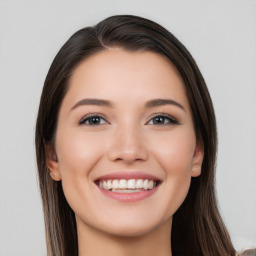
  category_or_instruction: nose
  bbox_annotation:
[107,124,148,164]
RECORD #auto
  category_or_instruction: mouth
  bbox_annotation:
[94,172,161,202]
[95,179,159,193]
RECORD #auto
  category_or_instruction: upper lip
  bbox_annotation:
[94,171,161,182]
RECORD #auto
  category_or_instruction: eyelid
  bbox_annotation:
[78,112,180,126]
[146,113,180,125]
[79,113,109,125]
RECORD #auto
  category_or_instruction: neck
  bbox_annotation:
[76,217,172,256]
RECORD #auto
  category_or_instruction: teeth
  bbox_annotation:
[107,180,112,190]
[143,179,148,190]
[119,179,127,189]
[127,179,136,189]
[135,179,143,189]
[103,181,107,190]
[98,179,157,191]
[148,180,154,189]
[112,189,141,193]
[112,179,119,189]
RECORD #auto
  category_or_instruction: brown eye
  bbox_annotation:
[79,115,107,126]
[148,115,179,126]
[153,116,166,125]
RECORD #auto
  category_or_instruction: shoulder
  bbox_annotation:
[237,249,256,256]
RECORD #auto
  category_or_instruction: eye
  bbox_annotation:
[79,114,108,126]
[147,114,179,126]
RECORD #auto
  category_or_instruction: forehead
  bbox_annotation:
[65,49,189,109]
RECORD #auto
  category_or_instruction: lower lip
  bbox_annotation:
[97,185,159,202]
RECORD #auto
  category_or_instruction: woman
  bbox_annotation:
[35,15,238,256]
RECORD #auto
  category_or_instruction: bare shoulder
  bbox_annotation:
[237,249,256,256]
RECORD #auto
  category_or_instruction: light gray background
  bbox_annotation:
[0,1,255,255]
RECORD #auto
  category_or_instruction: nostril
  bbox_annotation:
[112,153,147,163]
[107,138,149,162]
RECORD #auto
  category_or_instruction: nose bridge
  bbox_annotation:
[108,120,148,163]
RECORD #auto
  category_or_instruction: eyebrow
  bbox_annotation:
[145,99,185,111]
[71,98,113,111]
[70,98,185,111]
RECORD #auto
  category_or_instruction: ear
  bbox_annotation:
[191,140,204,177]
[44,143,62,181]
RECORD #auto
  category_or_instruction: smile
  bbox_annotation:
[94,172,161,202]
[99,179,157,192]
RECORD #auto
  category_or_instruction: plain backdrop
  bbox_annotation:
[0,1,255,255]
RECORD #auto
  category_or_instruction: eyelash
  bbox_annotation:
[79,113,108,126]
[78,113,180,126]
[147,114,180,126]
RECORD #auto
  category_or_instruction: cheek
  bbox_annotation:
[152,129,195,173]
[54,129,105,213]
[151,130,195,213]
[56,129,101,173]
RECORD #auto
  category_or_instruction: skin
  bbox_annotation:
[46,49,204,256]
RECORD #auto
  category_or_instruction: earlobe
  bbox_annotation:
[191,165,202,177]
[44,143,62,181]
[191,140,204,177]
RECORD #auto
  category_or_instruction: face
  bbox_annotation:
[47,49,204,237]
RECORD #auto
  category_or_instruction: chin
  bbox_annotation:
[101,221,163,238]
[93,209,172,238]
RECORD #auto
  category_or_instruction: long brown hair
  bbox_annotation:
[35,15,236,256]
